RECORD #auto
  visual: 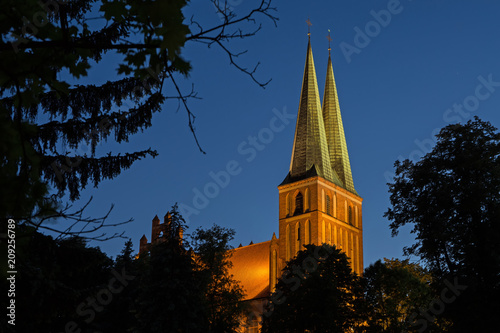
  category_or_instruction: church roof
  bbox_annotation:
[322,53,357,194]
[228,240,271,301]
[285,39,343,187]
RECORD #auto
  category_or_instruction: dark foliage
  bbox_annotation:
[363,258,448,332]
[1,227,114,332]
[261,244,366,333]
[191,224,246,333]
[134,205,245,332]
[135,237,208,332]
[385,117,500,331]
[1,0,277,239]
[1,205,246,332]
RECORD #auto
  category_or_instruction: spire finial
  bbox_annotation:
[306,18,312,38]
[327,29,333,55]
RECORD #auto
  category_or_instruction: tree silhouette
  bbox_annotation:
[385,117,500,331]
[1,0,277,239]
[135,205,245,332]
[191,224,246,333]
[2,227,114,332]
[261,244,365,333]
[363,258,449,332]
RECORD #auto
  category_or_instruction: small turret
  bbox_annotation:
[139,235,148,254]
[151,215,160,242]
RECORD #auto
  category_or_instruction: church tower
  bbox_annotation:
[275,37,363,278]
[139,33,365,333]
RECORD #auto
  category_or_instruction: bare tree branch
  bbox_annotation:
[1,0,277,241]
[21,197,131,242]
[187,0,278,88]
[168,72,206,154]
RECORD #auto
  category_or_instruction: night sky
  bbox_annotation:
[68,0,500,267]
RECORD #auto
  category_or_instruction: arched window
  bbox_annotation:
[294,192,303,215]
[348,206,353,225]
[304,188,310,211]
[321,220,325,243]
[327,223,332,244]
[285,193,290,216]
[321,189,325,211]
[286,225,291,261]
[346,231,350,258]
[334,193,337,217]
[355,206,359,227]
[305,220,311,245]
[339,227,343,250]
[295,222,301,253]
[333,225,337,245]
[326,195,331,215]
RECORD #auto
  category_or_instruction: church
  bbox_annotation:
[139,35,363,332]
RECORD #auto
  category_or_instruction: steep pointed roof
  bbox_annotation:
[322,53,357,194]
[285,39,342,186]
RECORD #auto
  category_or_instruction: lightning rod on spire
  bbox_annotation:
[327,29,333,54]
[306,18,312,37]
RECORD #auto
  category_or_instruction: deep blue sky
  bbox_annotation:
[69,0,500,267]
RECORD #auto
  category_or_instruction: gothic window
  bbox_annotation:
[305,220,311,245]
[285,193,290,216]
[295,222,301,253]
[304,188,310,211]
[321,220,326,243]
[346,231,350,258]
[326,195,331,215]
[333,225,337,244]
[321,189,325,211]
[327,223,332,245]
[355,206,359,227]
[348,206,353,225]
[294,192,303,215]
[339,227,343,250]
[334,193,337,217]
[286,225,291,261]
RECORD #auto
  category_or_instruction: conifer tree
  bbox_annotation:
[2,229,114,332]
[1,0,277,238]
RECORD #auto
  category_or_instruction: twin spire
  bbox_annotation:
[286,38,357,194]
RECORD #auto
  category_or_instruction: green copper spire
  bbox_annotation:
[287,40,342,186]
[322,52,357,194]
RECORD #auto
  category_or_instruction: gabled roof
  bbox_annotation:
[228,240,271,301]
[322,53,357,194]
[285,39,342,187]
